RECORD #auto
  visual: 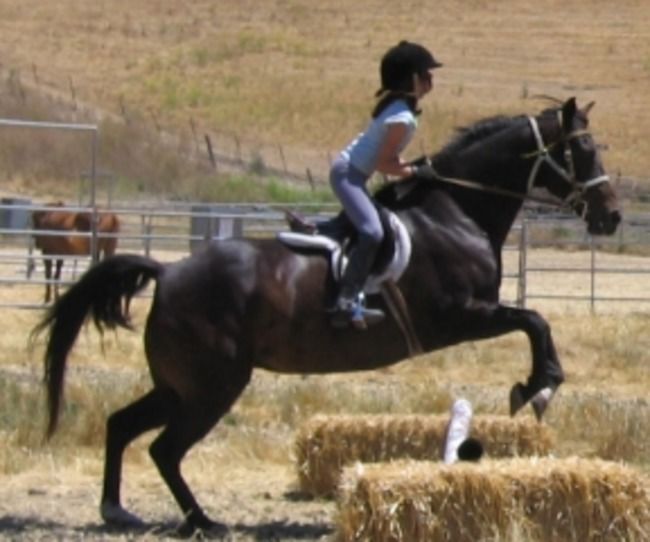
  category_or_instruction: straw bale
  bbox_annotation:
[336,457,650,542]
[295,414,554,497]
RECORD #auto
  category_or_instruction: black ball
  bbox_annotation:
[457,437,484,462]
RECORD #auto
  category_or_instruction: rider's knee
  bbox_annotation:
[358,227,383,248]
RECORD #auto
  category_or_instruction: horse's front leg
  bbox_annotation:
[43,258,52,303]
[458,304,564,420]
[499,306,565,420]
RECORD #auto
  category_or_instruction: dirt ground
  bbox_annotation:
[0,462,336,541]
[3,245,650,541]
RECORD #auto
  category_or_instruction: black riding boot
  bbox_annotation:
[330,235,385,330]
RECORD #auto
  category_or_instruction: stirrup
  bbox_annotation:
[329,295,385,330]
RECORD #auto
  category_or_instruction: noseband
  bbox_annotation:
[523,113,610,214]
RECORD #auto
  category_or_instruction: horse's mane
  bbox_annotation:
[374,113,526,207]
[437,115,521,158]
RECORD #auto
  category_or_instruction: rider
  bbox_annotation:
[326,40,442,329]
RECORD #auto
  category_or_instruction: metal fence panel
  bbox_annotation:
[2,203,650,312]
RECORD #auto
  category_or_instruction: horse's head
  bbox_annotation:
[74,212,93,231]
[531,97,621,235]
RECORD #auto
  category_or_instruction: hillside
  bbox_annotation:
[0,0,648,196]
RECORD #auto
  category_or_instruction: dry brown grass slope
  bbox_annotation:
[0,0,648,183]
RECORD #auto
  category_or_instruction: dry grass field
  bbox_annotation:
[2,276,650,540]
[0,0,648,186]
[1,1,650,540]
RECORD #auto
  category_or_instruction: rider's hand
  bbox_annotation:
[413,163,437,182]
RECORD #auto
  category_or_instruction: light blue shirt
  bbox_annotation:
[340,99,417,176]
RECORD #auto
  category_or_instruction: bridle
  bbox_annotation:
[423,110,611,211]
[522,112,610,214]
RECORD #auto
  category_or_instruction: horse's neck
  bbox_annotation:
[431,154,526,251]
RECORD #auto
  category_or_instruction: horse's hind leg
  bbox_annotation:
[100,388,173,526]
[148,370,251,535]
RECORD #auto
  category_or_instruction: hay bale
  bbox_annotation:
[337,457,650,542]
[295,414,554,497]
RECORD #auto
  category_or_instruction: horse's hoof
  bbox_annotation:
[509,382,526,416]
[531,387,554,421]
[100,502,145,528]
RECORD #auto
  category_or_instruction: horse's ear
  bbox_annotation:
[561,97,577,131]
[582,101,596,116]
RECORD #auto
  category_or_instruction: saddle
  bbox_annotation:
[277,207,412,295]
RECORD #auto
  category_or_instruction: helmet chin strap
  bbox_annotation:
[374,88,418,100]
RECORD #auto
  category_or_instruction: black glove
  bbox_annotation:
[410,155,431,168]
[413,163,438,182]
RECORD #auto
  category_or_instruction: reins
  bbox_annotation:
[424,165,562,207]
[420,113,610,210]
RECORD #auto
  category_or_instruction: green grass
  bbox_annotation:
[192,174,334,203]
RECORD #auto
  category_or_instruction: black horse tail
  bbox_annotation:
[31,254,163,438]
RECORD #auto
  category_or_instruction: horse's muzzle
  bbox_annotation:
[587,209,621,236]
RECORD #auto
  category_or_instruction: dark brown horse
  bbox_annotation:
[33,98,620,534]
[31,202,120,302]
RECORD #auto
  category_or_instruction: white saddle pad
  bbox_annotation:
[277,211,412,294]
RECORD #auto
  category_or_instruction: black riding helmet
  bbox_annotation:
[376,40,442,96]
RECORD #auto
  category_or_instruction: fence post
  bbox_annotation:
[204,134,217,170]
[189,117,199,153]
[90,129,99,263]
[26,232,35,279]
[306,168,315,191]
[141,214,153,257]
[278,144,288,173]
[68,76,77,110]
[516,218,528,307]
[234,135,242,164]
[590,236,596,313]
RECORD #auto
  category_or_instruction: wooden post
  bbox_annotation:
[590,236,596,313]
[205,134,217,170]
[278,144,288,173]
[306,168,315,191]
[189,117,199,153]
[68,76,77,110]
[234,135,242,164]
[517,219,528,308]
